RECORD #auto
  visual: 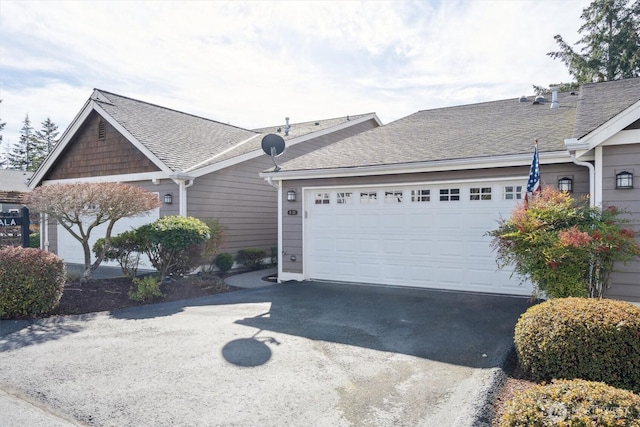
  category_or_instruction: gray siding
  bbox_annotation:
[187,118,380,256]
[280,162,590,275]
[602,143,640,302]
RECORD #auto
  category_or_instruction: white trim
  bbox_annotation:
[276,180,284,281]
[190,113,380,178]
[577,99,640,150]
[92,103,174,175]
[595,146,603,206]
[601,129,640,146]
[183,134,261,173]
[278,272,304,282]
[262,151,572,181]
[41,171,167,185]
[29,98,94,188]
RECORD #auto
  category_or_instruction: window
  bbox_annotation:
[360,191,378,204]
[385,190,403,203]
[314,193,330,205]
[98,121,106,140]
[411,189,430,202]
[470,187,492,200]
[337,192,353,204]
[504,186,523,200]
[439,188,460,201]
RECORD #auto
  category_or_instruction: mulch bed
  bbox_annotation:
[46,274,236,317]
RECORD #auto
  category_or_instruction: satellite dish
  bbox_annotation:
[262,134,286,171]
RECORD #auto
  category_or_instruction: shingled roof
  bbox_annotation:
[93,90,260,172]
[0,169,33,204]
[573,77,640,139]
[276,78,640,173]
[88,90,376,173]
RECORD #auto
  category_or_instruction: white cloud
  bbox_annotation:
[0,0,588,154]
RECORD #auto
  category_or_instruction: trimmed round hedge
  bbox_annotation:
[514,297,640,393]
[500,379,640,426]
[0,246,66,318]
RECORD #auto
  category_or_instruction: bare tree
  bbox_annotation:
[24,182,161,281]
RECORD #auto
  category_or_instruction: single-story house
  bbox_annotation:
[28,89,381,267]
[261,78,640,302]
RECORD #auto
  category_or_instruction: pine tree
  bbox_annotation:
[0,100,5,168]
[548,0,640,83]
[6,114,39,171]
[33,117,59,170]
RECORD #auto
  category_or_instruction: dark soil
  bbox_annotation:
[47,274,235,317]
[490,349,538,426]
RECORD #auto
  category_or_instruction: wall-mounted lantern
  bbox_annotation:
[558,177,573,193]
[616,171,633,189]
[164,193,173,204]
[287,190,297,202]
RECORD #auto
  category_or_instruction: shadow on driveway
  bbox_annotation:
[112,280,535,369]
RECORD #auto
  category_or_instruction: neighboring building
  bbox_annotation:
[0,169,33,212]
[28,89,381,267]
[262,78,640,302]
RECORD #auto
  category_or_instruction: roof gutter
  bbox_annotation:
[565,138,596,207]
[260,150,572,181]
[170,173,195,216]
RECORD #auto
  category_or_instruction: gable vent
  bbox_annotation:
[98,121,106,140]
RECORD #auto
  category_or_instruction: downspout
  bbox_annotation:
[179,179,195,217]
[571,153,595,207]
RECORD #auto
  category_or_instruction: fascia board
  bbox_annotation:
[40,171,167,185]
[260,151,572,181]
[29,98,94,188]
[187,114,381,178]
[92,104,174,175]
[578,99,640,150]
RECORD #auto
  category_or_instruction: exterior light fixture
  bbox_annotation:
[287,190,297,202]
[164,193,173,204]
[616,171,633,189]
[558,177,573,193]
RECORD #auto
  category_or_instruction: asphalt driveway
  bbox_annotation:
[0,281,533,426]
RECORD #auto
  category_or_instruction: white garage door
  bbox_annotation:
[57,207,160,268]
[305,181,533,296]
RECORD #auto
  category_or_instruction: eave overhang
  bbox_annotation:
[260,150,572,181]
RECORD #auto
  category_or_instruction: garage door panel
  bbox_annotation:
[305,183,533,296]
[335,237,356,253]
[383,239,406,255]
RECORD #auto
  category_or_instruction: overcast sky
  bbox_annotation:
[0,0,588,152]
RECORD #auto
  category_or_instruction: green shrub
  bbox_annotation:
[500,379,640,426]
[93,230,143,278]
[29,233,40,248]
[487,188,640,298]
[137,216,210,278]
[128,275,164,302]
[236,248,267,270]
[0,246,65,318]
[214,252,234,274]
[199,218,228,273]
[515,298,640,392]
[270,246,278,266]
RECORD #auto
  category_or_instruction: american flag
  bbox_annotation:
[525,142,540,203]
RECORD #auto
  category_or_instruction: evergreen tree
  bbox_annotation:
[33,117,59,169]
[5,114,40,171]
[0,100,5,168]
[548,0,640,83]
